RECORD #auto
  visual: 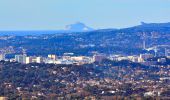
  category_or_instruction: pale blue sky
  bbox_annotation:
[0,0,170,30]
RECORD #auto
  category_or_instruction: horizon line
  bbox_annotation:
[0,21,170,31]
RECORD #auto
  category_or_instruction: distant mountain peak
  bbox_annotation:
[141,22,147,25]
[65,22,94,32]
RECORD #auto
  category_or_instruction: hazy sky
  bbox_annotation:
[0,0,170,30]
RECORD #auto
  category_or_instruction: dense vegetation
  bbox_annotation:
[0,59,170,99]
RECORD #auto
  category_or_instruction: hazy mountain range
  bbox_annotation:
[0,22,94,36]
[119,22,170,33]
[65,22,94,32]
[0,22,170,36]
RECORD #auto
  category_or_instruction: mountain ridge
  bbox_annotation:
[0,22,170,36]
[65,22,94,32]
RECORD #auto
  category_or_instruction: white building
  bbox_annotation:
[0,54,5,61]
[26,56,43,64]
[48,54,57,60]
[15,55,27,64]
[15,55,43,64]
[26,57,30,64]
[36,57,43,63]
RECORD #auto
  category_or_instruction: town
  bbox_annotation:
[0,28,169,99]
[0,51,169,66]
[0,51,170,99]
[1,0,170,99]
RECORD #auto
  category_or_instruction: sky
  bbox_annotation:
[0,0,170,30]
